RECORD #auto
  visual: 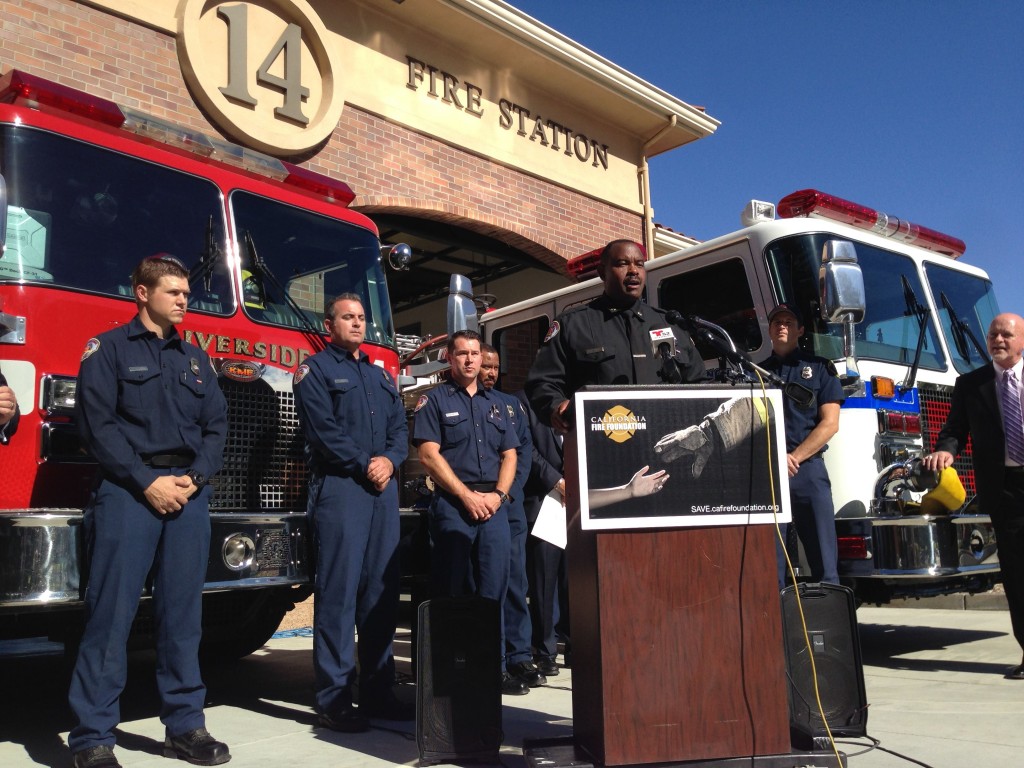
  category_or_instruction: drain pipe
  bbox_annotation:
[639,115,676,258]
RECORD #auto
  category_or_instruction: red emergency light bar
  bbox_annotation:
[566,242,648,281]
[0,69,126,127]
[567,248,603,280]
[282,161,356,206]
[0,69,356,208]
[777,189,966,258]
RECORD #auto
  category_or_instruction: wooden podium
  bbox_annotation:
[564,391,791,766]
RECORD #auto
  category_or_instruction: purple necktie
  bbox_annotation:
[1002,369,1024,465]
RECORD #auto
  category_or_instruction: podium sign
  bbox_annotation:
[566,386,791,765]
[575,387,791,530]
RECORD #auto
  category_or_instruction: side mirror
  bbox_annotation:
[446,274,478,335]
[819,240,865,323]
[382,242,412,271]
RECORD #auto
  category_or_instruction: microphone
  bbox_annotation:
[671,311,750,366]
[664,310,687,328]
[649,327,676,359]
[650,327,682,384]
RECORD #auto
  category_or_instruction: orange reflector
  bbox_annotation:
[872,376,895,399]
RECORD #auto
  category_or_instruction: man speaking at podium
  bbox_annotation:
[526,240,704,432]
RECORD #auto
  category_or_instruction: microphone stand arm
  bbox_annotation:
[672,311,815,407]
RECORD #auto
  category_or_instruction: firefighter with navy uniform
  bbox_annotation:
[68,255,229,768]
[760,302,844,587]
[293,293,411,733]
[413,330,525,694]
[479,344,546,691]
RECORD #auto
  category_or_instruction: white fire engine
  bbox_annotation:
[478,189,1001,603]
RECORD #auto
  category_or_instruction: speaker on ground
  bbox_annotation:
[416,596,502,764]
[780,582,868,749]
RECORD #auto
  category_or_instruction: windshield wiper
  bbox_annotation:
[188,216,220,293]
[900,275,930,392]
[940,291,990,366]
[243,231,325,353]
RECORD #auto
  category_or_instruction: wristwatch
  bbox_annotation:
[495,490,510,504]
[186,469,207,488]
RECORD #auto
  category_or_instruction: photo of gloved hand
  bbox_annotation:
[653,423,714,477]
[653,396,771,479]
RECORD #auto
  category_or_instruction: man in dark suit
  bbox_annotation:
[924,312,1024,678]
[516,390,568,675]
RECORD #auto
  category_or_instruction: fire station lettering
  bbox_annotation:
[406,57,483,117]
[218,5,310,126]
[406,55,609,170]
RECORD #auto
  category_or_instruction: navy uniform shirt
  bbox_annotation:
[760,348,844,452]
[0,369,18,444]
[526,294,705,424]
[76,315,227,494]
[293,344,408,478]
[491,389,532,495]
[412,381,518,484]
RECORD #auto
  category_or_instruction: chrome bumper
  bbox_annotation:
[850,513,998,577]
[0,511,310,607]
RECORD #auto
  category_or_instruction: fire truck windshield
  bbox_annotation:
[923,262,999,374]
[0,124,232,309]
[230,191,395,347]
[765,233,947,370]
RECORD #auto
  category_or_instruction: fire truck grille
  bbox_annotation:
[918,382,976,498]
[211,379,308,511]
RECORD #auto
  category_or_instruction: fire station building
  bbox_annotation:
[0,0,719,334]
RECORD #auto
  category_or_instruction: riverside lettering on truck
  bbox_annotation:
[0,71,411,658]
[479,188,1002,605]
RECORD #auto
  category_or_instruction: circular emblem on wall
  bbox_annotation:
[177,0,344,156]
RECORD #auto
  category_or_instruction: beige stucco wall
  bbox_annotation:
[82,0,716,215]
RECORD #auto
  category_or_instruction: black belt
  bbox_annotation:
[462,482,497,492]
[144,453,194,468]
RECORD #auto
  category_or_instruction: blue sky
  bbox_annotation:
[511,0,1023,312]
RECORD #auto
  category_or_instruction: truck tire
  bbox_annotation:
[199,586,311,661]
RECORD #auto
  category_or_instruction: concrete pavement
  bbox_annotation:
[2,604,1023,768]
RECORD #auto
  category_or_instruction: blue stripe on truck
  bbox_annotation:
[841,387,919,413]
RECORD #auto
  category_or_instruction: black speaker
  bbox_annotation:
[416,597,502,764]
[780,582,867,748]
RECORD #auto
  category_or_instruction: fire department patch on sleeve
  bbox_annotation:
[81,338,100,362]
[293,364,310,386]
[543,320,560,343]
[414,394,429,412]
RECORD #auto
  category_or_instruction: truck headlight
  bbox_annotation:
[43,375,77,416]
[222,533,256,572]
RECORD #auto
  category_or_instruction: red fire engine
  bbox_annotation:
[0,70,409,657]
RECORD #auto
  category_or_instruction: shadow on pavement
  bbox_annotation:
[0,635,572,768]
[857,620,1009,675]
